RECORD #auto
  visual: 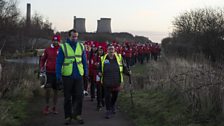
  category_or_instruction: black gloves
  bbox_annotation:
[56,79,63,90]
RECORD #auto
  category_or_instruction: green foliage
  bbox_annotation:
[119,90,188,126]
[0,98,28,126]
[0,63,42,126]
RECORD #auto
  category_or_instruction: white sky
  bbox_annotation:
[17,0,224,42]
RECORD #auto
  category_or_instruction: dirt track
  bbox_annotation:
[24,95,134,126]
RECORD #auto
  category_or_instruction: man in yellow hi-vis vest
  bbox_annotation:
[56,29,88,125]
[98,44,131,119]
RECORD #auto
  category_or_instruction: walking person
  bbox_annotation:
[56,29,88,125]
[95,46,105,111]
[98,44,131,119]
[40,35,60,115]
[89,44,98,101]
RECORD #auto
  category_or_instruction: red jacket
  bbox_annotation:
[89,52,98,76]
[89,53,101,82]
[40,44,59,73]
[138,46,144,54]
[123,47,132,58]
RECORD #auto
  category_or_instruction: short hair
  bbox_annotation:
[68,29,77,37]
[107,44,114,49]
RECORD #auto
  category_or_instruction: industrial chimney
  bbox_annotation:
[26,3,31,27]
[73,16,86,33]
[97,18,112,33]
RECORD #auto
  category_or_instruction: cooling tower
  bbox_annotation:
[73,16,86,33]
[26,3,31,26]
[97,18,112,33]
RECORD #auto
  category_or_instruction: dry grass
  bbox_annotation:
[128,56,224,124]
[0,63,40,98]
[0,62,42,126]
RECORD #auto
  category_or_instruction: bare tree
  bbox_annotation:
[165,8,224,61]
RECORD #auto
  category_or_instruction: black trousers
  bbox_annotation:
[96,84,104,107]
[125,57,132,68]
[62,77,84,118]
[90,76,96,99]
[104,87,119,111]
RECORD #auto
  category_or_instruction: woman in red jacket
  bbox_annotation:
[95,46,105,111]
[40,35,60,115]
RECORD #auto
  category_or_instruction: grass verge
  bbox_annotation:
[0,98,28,126]
[119,90,189,126]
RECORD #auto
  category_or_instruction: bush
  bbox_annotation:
[121,57,224,125]
[162,8,224,62]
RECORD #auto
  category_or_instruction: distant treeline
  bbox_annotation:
[162,8,224,62]
[0,0,152,55]
[0,0,54,54]
[59,32,152,44]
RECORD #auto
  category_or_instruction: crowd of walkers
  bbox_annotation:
[39,30,161,125]
[85,40,161,67]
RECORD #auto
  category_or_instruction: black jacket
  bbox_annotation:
[98,54,130,87]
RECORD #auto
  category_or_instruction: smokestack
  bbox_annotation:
[26,3,31,27]
[73,16,76,30]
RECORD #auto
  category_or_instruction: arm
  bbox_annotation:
[56,47,64,80]
[40,49,48,71]
[97,56,103,76]
[82,49,88,76]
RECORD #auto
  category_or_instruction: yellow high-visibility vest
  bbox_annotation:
[60,42,84,76]
[100,53,123,83]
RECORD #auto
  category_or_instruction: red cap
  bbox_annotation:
[52,35,60,42]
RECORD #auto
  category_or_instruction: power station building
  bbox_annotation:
[25,4,112,33]
[73,16,86,33]
[73,16,112,33]
[96,18,112,33]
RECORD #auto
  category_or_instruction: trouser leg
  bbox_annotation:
[90,76,95,99]
[63,77,73,118]
[72,78,84,116]
[104,87,112,111]
[111,91,119,108]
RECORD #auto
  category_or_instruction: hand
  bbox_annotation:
[119,85,124,90]
[83,90,89,96]
[114,85,123,91]
[56,79,63,90]
[94,62,99,66]
[40,67,45,73]
[84,75,88,81]
[98,72,102,77]
[128,70,132,76]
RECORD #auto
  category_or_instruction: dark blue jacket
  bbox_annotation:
[56,39,88,80]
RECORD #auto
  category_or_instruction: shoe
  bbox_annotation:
[64,117,72,125]
[42,106,49,115]
[102,100,105,107]
[74,115,84,124]
[105,110,111,119]
[111,106,116,114]
[51,106,58,114]
[96,106,102,111]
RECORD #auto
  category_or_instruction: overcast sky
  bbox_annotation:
[18,0,224,42]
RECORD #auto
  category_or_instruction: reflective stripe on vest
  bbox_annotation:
[101,53,123,83]
[60,42,84,76]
